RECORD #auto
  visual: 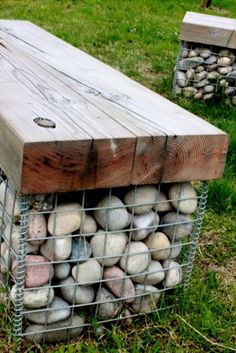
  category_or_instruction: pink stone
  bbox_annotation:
[12,255,53,288]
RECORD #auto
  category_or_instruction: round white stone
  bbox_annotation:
[24,314,85,342]
[131,284,160,313]
[40,237,72,261]
[80,214,97,235]
[153,191,172,213]
[170,241,182,259]
[119,242,150,275]
[91,231,128,266]
[60,276,95,304]
[168,182,197,214]
[132,260,165,285]
[124,185,158,215]
[72,258,102,286]
[48,203,82,236]
[94,195,129,231]
[96,287,120,320]
[131,211,159,241]
[160,212,193,241]
[24,296,71,324]
[145,232,171,260]
[0,181,20,220]
[10,284,54,308]
[162,260,183,287]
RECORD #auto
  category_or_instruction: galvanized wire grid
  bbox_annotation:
[173,40,236,104]
[0,169,208,343]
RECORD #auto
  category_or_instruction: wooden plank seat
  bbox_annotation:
[0,20,229,194]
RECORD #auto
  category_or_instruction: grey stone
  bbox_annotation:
[183,87,197,98]
[54,262,71,280]
[160,212,193,241]
[203,85,215,93]
[132,260,165,285]
[70,238,92,262]
[204,55,217,65]
[104,266,135,303]
[178,57,204,70]
[218,66,232,75]
[24,314,85,342]
[131,284,160,313]
[119,242,150,275]
[124,185,158,215]
[60,276,95,304]
[195,65,205,73]
[194,71,207,82]
[194,79,210,88]
[96,287,120,320]
[162,260,183,287]
[40,237,72,261]
[168,182,198,214]
[10,284,54,308]
[176,71,187,88]
[203,93,214,100]
[199,48,211,59]
[131,211,159,241]
[72,258,103,285]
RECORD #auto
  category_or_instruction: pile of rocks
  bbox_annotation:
[174,43,236,105]
[0,181,198,342]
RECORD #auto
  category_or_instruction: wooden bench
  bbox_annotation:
[0,20,228,194]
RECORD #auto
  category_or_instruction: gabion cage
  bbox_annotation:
[173,41,236,105]
[0,168,208,343]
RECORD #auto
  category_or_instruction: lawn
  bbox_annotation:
[0,0,235,352]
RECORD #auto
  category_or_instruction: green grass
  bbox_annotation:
[0,0,235,352]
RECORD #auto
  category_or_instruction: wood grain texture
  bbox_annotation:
[0,20,229,194]
[180,12,236,48]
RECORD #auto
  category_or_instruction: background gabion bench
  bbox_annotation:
[0,20,228,343]
[173,12,236,105]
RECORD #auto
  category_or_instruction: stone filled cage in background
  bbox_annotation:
[0,168,208,343]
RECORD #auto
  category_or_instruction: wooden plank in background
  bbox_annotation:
[0,20,229,194]
[180,11,236,48]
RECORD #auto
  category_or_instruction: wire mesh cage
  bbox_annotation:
[0,168,208,343]
[173,41,236,105]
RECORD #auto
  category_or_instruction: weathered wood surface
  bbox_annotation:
[180,12,236,48]
[0,20,229,194]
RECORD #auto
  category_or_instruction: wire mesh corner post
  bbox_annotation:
[183,182,208,290]
[13,195,30,341]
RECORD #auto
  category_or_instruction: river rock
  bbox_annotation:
[186,68,195,80]
[119,241,150,275]
[178,57,204,70]
[170,241,182,259]
[132,260,165,285]
[194,91,204,100]
[204,55,217,65]
[72,258,103,285]
[12,255,54,288]
[195,65,204,73]
[208,84,216,96]
[0,181,20,221]
[188,49,199,57]
[0,241,14,273]
[54,262,71,280]
[219,49,230,57]
[194,79,209,88]
[70,238,92,262]
[60,276,95,304]
[40,237,72,261]
[131,284,161,313]
[96,287,120,319]
[218,66,232,75]
[24,314,85,342]
[200,48,211,59]
[225,87,236,97]
[181,48,189,58]
[153,191,172,212]
[28,210,47,245]
[80,214,97,235]
[160,212,193,241]
[94,195,129,231]
[207,71,220,80]
[232,96,236,105]
[194,71,207,82]
[176,71,187,87]
[124,185,158,215]
[24,296,71,324]
[168,182,197,214]
[3,224,39,254]
[183,87,197,97]
[175,86,182,95]
[217,56,231,66]
[226,70,236,84]
[48,203,82,236]
[145,232,170,260]
[204,93,214,100]
[131,211,159,241]
[162,260,183,287]
[10,284,54,308]
[91,231,128,266]
[103,266,135,303]
[206,63,218,72]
